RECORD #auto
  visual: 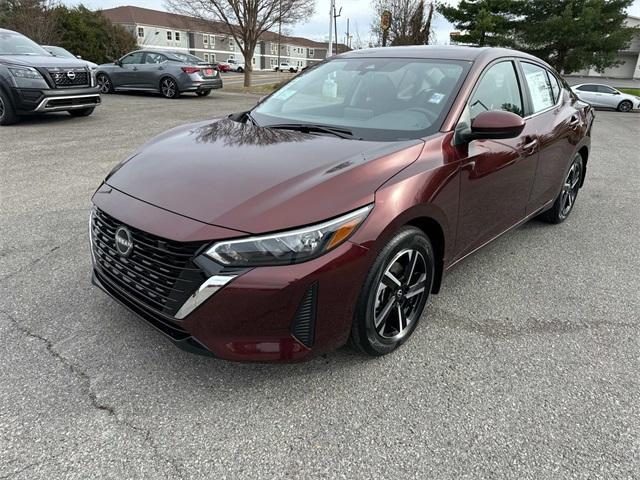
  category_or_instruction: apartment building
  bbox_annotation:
[102,6,349,69]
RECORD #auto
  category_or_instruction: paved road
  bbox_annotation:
[1,93,639,479]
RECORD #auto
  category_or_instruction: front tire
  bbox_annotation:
[237,67,244,73]
[68,107,95,117]
[0,89,19,125]
[160,77,180,99]
[350,227,434,356]
[618,100,633,112]
[540,153,584,224]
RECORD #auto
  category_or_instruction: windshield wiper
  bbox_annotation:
[266,123,358,140]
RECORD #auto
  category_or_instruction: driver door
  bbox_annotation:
[453,60,538,261]
[112,51,145,88]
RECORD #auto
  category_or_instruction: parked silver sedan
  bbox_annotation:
[571,83,640,112]
[95,50,222,99]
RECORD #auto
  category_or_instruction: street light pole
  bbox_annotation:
[277,0,282,68]
[327,0,334,59]
[334,5,342,56]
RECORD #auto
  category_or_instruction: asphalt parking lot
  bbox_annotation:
[1,92,639,479]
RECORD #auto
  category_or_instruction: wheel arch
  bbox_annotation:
[406,216,445,294]
[577,145,589,188]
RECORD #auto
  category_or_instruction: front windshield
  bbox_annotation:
[45,46,75,59]
[253,57,470,141]
[0,31,50,56]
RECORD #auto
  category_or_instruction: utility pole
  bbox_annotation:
[346,18,350,49]
[334,5,342,55]
[327,0,334,58]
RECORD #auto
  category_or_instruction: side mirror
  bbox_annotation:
[613,91,620,95]
[115,59,122,67]
[76,55,82,59]
[465,110,525,141]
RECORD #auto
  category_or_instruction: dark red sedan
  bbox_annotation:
[90,46,594,361]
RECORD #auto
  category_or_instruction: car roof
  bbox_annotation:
[340,45,549,65]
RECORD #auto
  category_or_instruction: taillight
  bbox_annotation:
[181,66,200,74]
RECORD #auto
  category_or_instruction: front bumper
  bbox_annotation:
[11,86,101,114]
[90,188,372,362]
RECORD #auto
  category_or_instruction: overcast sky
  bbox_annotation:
[64,0,640,46]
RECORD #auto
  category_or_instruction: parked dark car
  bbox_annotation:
[95,50,222,98]
[90,46,594,362]
[0,28,100,125]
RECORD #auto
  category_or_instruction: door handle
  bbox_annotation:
[521,136,538,155]
[158,66,164,70]
[132,67,138,71]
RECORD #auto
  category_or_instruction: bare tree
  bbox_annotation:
[0,0,60,44]
[370,0,435,47]
[165,0,315,87]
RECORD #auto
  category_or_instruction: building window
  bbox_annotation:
[137,27,144,38]
[167,31,172,41]
[211,54,216,62]
[228,55,235,61]
[210,35,215,47]
[309,48,314,56]
[203,35,208,46]
[175,32,180,42]
[229,39,235,51]
[204,53,209,62]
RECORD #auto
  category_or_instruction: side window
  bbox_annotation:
[522,62,555,113]
[469,61,523,119]
[137,27,144,38]
[577,85,597,92]
[547,71,561,103]
[145,53,166,64]
[121,52,144,65]
[597,85,616,94]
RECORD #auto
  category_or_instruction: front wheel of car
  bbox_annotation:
[68,107,95,117]
[540,153,584,224]
[160,77,180,99]
[237,67,244,73]
[0,90,19,126]
[618,100,633,112]
[96,73,113,94]
[350,226,434,356]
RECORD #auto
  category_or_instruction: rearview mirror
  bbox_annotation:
[465,110,525,141]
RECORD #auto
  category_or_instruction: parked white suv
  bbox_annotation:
[226,59,245,73]
[274,62,299,73]
[571,83,639,112]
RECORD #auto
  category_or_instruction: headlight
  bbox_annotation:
[8,66,49,89]
[206,205,373,267]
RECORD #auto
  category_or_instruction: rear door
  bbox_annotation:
[519,62,582,211]
[574,84,599,105]
[140,52,168,89]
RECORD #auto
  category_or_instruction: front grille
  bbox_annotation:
[91,208,207,318]
[48,68,90,88]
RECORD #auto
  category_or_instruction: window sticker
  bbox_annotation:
[428,92,445,104]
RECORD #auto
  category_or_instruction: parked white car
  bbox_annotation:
[571,83,640,112]
[226,59,245,73]
[274,62,299,73]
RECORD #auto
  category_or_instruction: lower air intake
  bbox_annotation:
[291,283,318,348]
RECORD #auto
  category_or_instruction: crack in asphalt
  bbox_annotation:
[2,310,183,477]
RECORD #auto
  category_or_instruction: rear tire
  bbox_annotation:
[0,89,19,126]
[350,227,434,356]
[539,153,584,224]
[160,77,180,99]
[68,107,95,117]
[618,100,633,112]
[196,90,211,97]
[237,67,244,73]
[96,73,113,94]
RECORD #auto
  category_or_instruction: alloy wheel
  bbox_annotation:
[97,75,111,94]
[619,101,632,112]
[161,78,177,98]
[374,248,428,340]
[0,96,5,120]
[559,159,582,218]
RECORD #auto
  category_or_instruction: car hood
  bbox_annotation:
[0,54,90,68]
[105,118,425,234]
